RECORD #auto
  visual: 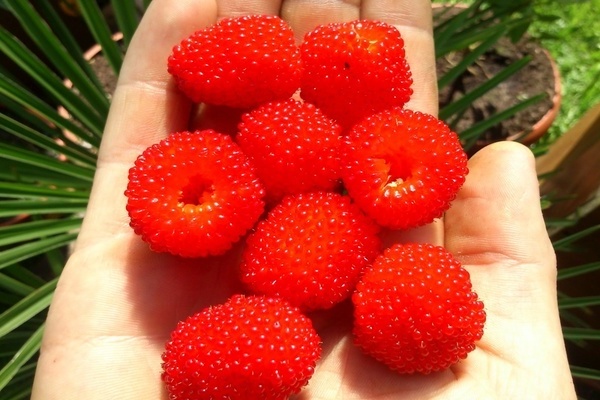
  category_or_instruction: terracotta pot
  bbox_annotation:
[506,47,562,145]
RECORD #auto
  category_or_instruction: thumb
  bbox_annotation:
[444,141,574,393]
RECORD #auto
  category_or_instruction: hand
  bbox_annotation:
[31,1,577,399]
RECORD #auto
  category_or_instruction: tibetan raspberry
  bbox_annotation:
[341,108,468,230]
[168,15,301,108]
[125,130,265,257]
[161,295,322,399]
[240,191,381,311]
[300,19,412,129]
[353,243,486,374]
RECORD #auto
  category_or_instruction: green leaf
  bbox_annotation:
[111,0,140,47]
[1,264,46,289]
[437,15,527,59]
[440,55,532,121]
[0,92,63,138]
[0,274,34,297]
[0,159,92,189]
[0,200,87,218]
[4,0,110,116]
[558,261,600,280]
[558,296,600,310]
[0,29,105,139]
[0,113,97,167]
[0,182,90,200]
[0,361,34,400]
[570,365,600,381]
[44,247,67,278]
[33,1,106,94]
[0,74,101,145]
[0,331,36,353]
[0,279,55,338]
[545,217,580,229]
[0,233,78,271]
[0,218,83,247]
[553,225,600,251]
[563,327,600,341]
[438,27,507,90]
[0,142,95,183]
[77,0,124,75]
[0,324,43,392]
[507,17,532,42]
[434,3,479,57]
[460,93,545,149]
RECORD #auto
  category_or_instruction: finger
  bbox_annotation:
[281,0,361,42]
[445,141,558,331]
[445,141,554,269]
[216,0,282,19]
[361,0,438,116]
[445,142,571,383]
[77,0,218,248]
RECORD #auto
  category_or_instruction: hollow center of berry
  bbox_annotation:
[179,175,215,205]
[382,156,413,185]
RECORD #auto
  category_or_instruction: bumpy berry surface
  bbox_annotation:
[168,15,301,108]
[353,243,486,374]
[241,191,381,311]
[161,295,322,400]
[237,99,342,202]
[125,130,265,258]
[300,19,412,129]
[341,108,468,230]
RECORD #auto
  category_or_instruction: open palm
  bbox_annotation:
[32,1,576,399]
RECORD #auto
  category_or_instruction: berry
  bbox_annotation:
[237,99,343,202]
[352,243,486,374]
[240,191,381,311]
[341,108,468,230]
[125,130,265,257]
[168,15,301,109]
[161,294,321,400]
[300,19,412,129]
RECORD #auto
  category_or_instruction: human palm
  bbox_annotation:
[32,1,576,399]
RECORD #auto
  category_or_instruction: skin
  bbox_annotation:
[31,0,577,399]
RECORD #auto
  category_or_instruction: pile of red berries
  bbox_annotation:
[125,14,485,400]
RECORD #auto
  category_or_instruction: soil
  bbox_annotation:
[433,2,559,151]
[89,50,118,97]
[437,35,556,143]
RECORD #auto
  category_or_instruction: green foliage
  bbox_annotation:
[0,0,146,394]
[529,0,600,144]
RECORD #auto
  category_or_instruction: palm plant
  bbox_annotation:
[0,0,599,398]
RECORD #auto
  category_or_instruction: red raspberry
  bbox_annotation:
[341,108,468,230]
[125,130,265,258]
[240,191,381,311]
[300,19,412,129]
[161,294,321,400]
[353,243,486,374]
[237,99,343,203]
[168,15,301,109]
